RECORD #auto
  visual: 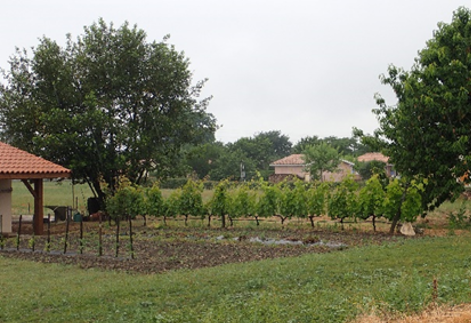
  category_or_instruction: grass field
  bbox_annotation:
[5,180,471,322]
[11,180,93,215]
[1,235,471,322]
[10,180,212,216]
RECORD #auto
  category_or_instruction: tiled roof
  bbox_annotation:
[270,154,305,166]
[357,152,389,163]
[271,154,356,167]
[0,142,71,179]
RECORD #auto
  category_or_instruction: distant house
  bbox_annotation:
[357,152,395,177]
[269,154,356,183]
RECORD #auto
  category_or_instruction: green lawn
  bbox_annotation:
[1,235,471,322]
[11,180,93,215]
[10,180,214,216]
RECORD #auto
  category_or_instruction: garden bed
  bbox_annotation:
[0,219,408,274]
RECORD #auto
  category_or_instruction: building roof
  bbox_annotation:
[0,142,71,179]
[357,152,389,163]
[270,154,305,166]
[270,154,354,167]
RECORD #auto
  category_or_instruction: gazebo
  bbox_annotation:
[0,142,71,235]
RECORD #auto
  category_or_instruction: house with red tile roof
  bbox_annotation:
[269,154,356,182]
[0,142,71,234]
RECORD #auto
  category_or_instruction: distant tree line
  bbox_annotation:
[171,131,373,183]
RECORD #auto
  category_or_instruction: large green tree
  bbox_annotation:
[302,142,341,182]
[208,148,256,181]
[367,7,471,211]
[254,130,292,159]
[292,135,321,154]
[0,19,216,204]
[184,142,226,179]
[227,130,292,179]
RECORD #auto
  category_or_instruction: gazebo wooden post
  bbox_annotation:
[33,179,44,235]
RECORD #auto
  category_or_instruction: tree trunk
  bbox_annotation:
[372,214,376,232]
[221,214,226,228]
[92,179,107,212]
[309,216,315,228]
[228,216,233,227]
[276,215,286,226]
[255,216,260,226]
[208,215,212,227]
[184,214,188,226]
[389,182,410,235]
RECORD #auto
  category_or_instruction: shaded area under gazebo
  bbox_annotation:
[0,142,71,235]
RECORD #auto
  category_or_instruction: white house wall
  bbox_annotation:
[0,179,12,233]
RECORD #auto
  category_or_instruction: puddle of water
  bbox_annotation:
[248,237,304,246]
[246,237,347,248]
[314,241,347,248]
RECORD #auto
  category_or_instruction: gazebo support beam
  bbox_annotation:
[33,179,44,235]
[21,179,37,199]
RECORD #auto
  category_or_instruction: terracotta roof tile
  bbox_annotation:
[357,152,389,163]
[0,142,71,179]
[270,154,305,166]
[271,154,356,167]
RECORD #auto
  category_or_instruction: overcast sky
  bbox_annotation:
[0,1,467,144]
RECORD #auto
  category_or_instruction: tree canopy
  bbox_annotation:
[364,6,471,210]
[0,19,216,204]
[183,130,292,181]
[293,135,370,157]
[302,142,340,182]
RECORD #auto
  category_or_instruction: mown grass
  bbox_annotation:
[11,180,93,215]
[10,180,214,215]
[1,235,471,322]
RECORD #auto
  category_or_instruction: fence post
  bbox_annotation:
[46,214,51,252]
[98,213,103,256]
[16,214,22,250]
[64,207,71,254]
[79,212,84,254]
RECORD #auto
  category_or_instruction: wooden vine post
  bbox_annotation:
[128,215,134,259]
[16,214,22,250]
[115,217,120,258]
[98,213,103,256]
[63,207,71,254]
[79,212,84,254]
[46,214,51,252]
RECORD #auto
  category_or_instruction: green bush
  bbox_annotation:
[448,204,471,230]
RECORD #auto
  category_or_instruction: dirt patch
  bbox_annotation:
[1,220,405,274]
[3,218,470,322]
[353,304,471,323]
